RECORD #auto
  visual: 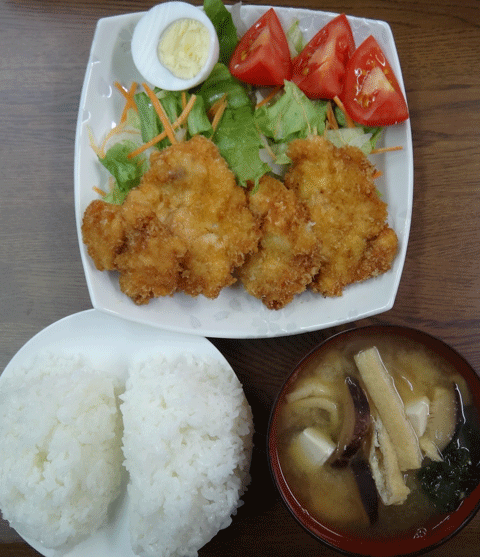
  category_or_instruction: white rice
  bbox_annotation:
[121,353,254,557]
[0,353,124,549]
[0,351,254,555]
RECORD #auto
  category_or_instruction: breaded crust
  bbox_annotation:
[127,135,261,299]
[239,175,322,309]
[82,199,186,304]
[82,134,399,308]
[285,136,398,297]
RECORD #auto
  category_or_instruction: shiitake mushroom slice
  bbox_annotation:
[351,456,379,525]
[420,382,465,461]
[329,376,371,468]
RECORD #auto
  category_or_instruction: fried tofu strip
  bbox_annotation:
[354,347,423,471]
[368,415,411,505]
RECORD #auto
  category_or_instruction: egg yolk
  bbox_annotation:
[158,18,210,80]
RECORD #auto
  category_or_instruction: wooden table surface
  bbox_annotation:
[1,0,479,555]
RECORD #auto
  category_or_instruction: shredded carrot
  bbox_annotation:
[142,82,178,145]
[93,186,106,197]
[92,176,115,197]
[333,96,356,128]
[128,135,168,159]
[255,84,283,109]
[211,97,228,132]
[98,121,131,158]
[372,170,383,179]
[208,93,228,132]
[88,127,103,158]
[326,101,339,130]
[89,121,130,159]
[207,93,228,120]
[175,93,197,128]
[127,94,198,158]
[89,83,140,159]
[371,145,403,154]
[181,90,187,110]
[114,82,138,123]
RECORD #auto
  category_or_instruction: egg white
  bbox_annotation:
[131,1,220,91]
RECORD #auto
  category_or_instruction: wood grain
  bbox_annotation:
[0,0,479,555]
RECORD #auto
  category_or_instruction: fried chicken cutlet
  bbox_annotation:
[238,175,322,309]
[82,199,186,304]
[122,135,260,299]
[284,136,398,297]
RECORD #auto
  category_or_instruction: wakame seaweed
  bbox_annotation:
[418,415,480,513]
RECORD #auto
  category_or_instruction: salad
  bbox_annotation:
[89,0,408,204]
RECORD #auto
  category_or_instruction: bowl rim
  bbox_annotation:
[267,324,480,557]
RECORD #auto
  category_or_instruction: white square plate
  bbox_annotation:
[74,4,413,339]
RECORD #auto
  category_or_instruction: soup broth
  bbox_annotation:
[275,332,480,539]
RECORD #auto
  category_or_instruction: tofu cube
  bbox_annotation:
[405,397,430,438]
[290,427,336,469]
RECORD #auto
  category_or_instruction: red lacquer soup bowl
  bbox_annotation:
[267,325,480,557]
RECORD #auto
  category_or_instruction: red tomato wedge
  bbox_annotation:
[229,8,292,87]
[291,14,355,99]
[341,35,409,126]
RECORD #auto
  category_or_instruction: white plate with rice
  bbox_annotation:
[74,4,413,339]
[0,309,253,557]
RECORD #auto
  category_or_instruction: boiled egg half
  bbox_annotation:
[131,1,220,91]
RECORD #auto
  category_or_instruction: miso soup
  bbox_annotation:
[273,329,480,539]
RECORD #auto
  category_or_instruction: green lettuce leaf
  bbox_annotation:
[253,80,328,174]
[325,128,376,155]
[286,20,305,57]
[195,63,269,185]
[203,0,238,65]
[334,106,383,151]
[134,90,184,149]
[186,94,213,138]
[197,63,251,110]
[255,80,328,143]
[99,141,148,204]
[156,89,183,122]
[214,106,270,187]
[134,92,161,144]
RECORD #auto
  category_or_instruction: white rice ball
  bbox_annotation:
[0,354,124,548]
[121,353,253,557]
